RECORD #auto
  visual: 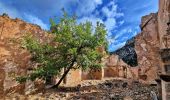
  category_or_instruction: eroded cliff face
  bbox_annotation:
[0,14,49,95]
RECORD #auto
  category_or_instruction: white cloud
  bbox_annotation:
[101,1,124,35]
[104,18,116,32]
[0,1,49,30]
[109,41,126,51]
[108,27,139,51]
[94,0,102,5]
[114,28,132,39]
[119,20,124,26]
[75,0,103,16]
[24,13,48,30]
[76,0,125,51]
[0,0,123,35]
[102,1,124,18]
[108,37,116,44]
[0,0,126,51]
[78,16,103,25]
[78,0,123,36]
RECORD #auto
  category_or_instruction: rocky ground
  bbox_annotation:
[4,78,158,100]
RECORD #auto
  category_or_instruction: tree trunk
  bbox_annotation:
[52,45,83,88]
[51,58,76,88]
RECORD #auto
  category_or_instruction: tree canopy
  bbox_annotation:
[16,11,108,87]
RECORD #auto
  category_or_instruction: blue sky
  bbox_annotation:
[0,0,158,52]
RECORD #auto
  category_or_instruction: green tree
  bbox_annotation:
[17,11,108,88]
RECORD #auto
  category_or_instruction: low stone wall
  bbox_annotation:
[82,68,104,80]
[104,67,119,77]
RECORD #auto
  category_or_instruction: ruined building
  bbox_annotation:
[113,0,170,99]
[0,13,134,95]
[0,0,170,99]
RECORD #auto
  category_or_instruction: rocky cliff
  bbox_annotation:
[112,37,138,67]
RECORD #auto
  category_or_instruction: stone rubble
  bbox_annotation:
[5,78,158,100]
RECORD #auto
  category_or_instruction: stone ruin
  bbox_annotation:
[0,11,161,96]
[50,54,134,86]
[0,13,135,96]
[0,0,170,99]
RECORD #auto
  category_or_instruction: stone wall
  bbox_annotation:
[158,0,170,99]
[104,55,134,79]
[110,13,161,82]
[82,67,104,80]
[0,14,49,95]
[158,0,170,49]
[135,13,161,81]
[82,54,135,80]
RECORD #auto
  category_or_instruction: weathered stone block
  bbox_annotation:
[65,69,81,86]
[104,67,119,77]
[82,67,104,80]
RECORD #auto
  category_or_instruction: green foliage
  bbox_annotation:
[17,11,108,84]
[16,76,27,83]
[50,18,56,27]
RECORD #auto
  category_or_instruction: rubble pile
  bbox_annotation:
[5,78,158,100]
